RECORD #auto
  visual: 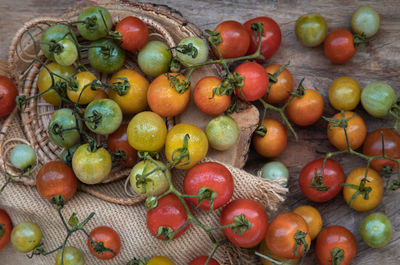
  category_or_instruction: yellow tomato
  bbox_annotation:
[147,256,175,265]
[258,239,299,265]
[329,76,361,111]
[293,205,323,240]
[67,71,97,104]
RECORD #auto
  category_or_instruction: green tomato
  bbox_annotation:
[295,13,328,47]
[260,161,289,187]
[177,36,208,66]
[129,160,170,197]
[54,39,78,66]
[88,39,125,74]
[351,6,380,38]
[55,246,85,265]
[9,144,36,171]
[206,115,239,151]
[77,6,112,41]
[49,108,81,148]
[11,222,42,253]
[138,41,172,78]
[41,24,75,61]
[84,99,122,135]
[61,145,79,167]
[361,82,396,118]
[360,212,392,248]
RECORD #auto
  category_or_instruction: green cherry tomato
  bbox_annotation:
[351,6,380,38]
[176,36,208,66]
[84,99,122,135]
[361,82,396,118]
[206,115,239,151]
[40,24,75,61]
[295,13,328,47]
[55,246,85,265]
[360,212,392,248]
[261,161,289,187]
[54,39,78,66]
[49,108,81,148]
[138,41,172,78]
[77,6,112,41]
[9,144,36,171]
[88,39,125,74]
[61,145,79,167]
[11,222,42,253]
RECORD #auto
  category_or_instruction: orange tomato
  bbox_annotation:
[286,89,324,126]
[293,205,323,240]
[263,64,294,104]
[67,71,97,105]
[253,118,287,158]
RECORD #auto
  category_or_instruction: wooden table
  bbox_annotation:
[0,0,399,264]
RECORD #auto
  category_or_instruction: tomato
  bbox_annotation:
[87,226,121,260]
[84,99,122,135]
[293,205,322,240]
[129,160,169,197]
[206,115,239,151]
[253,118,287,158]
[49,108,81,148]
[138,41,172,78]
[351,6,380,38]
[115,16,148,51]
[260,161,289,187]
[67,71,97,105]
[295,13,327,47]
[184,162,234,211]
[244,17,282,60]
[0,76,18,118]
[54,39,78,66]
[88,39,125,74]
[0,209,12,252]
[315,226,357,265]
[343,167,383,211]
[147,73,190,117]
[93,89,108,100]
[363,128,400,172]
[220,199,268,248]
[361,81,396,118]
[77,6,112,41]
[329,76,361,111]
[258,240,299,265]
[72,143,112,184]
[55,246,85,265]
[9,144,36,171]
[36,161,77,202]
[11,222,42,253]
[265,212,311,259]
[360,212,392,248]
[37,62,75,106]
[286,88,324,126]
[324,29,355,64]
[107,123,137,167]
[148,256,175,265]
[327,111,367,151]
[127,111,167,152]
[193,76,230,116]
[299,158,345,203]
[189,256,220,265]
[40,24,75,61]
[263,64,294,104]
[61,145,79,167]
[146,194,191,240]
[177,36,209,66]
[213,20,250,59]
[234,62,268,101]
[165,123,208,170]
[109,69,149,114]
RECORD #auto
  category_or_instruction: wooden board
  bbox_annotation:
[0,0,399,264]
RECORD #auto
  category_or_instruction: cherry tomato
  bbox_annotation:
[67,71,97,105]
[48,108,81,148]
[193,76,230,116]
[327,111,367,151]
[138,41,172,78]
[93,89,108,100]
[84,99,122,135]
[0,209,12,252]
[293,205,323,240]
[343,167,383,211]
[258,240,299,265]
[206,115,239,151]
[360,212,392,248]
[146,194,191,240]
[88,39,125,74]
[265,212,311,259]
[234,62,268,101]
[116,16,148,51]
[55,246,85,265]
[329,76,361,111]
[40,24,75,60]
[220,199,268,248]
[0,76,18,118]
[9,144,36,171]
[351,6,380,38]
[299,158,345,203]
[253,118,287,158]
[363,128,400,172]
[286,88,324,126]
[87,226,121,260]
[244,17,282,60]
[189,256,220,265]
[324,29,355,64]
[107,123,137,167]
[213,20,250,59]
[263,64,294,104]
[361,81,396,118]
[315,226,357,265]
[77,6,112,41]
[260,161,289,187]
[177,36,209,66]
[54,39,78,66]
[295,13,327,47]
[147,256,175,265]
[11,222,42,253]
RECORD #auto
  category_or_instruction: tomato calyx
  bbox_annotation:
[46,40,64,55]
[205,29,222,47]
[250,22,265,40]
[111,150,127,162]
[110,77,130,96]
[126,258,147,265]
[310,168,330,192]
[342,178,373,206]
[329,247,345,265]
[50,195,65,210]
[169,133,191,168]
[90,239,117,256]
[0,224,5,238]
[230,213,252,235]
[166,73,190,94]
[353,32,366,47]
[137,151,160,160]
[175,43,199,59]
[85,110,103,130]
[294,230,310,262]
[196,187,218,211]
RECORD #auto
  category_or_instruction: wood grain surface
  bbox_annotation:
[0,0,399,264]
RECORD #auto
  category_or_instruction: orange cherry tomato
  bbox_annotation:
[214,20,250,59]
[263,64,294,104]
[253,118,287,158]
[324,29,355,64]
[286,89,324,126]
[293,205,323,240]
[87,226,121,260]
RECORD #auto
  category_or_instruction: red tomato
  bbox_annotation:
[107,123,137,167]
[299,158,345,203]
[244,17,282,60]
[214,21,250,58]
[286,88,324,126]
[183,162,234,211]
[220,199,268,248]
[324,29,355,64]
[315,226,357,265]
[87,226,121,260]
[189,256,220,265]
[234,62,268,101]
[0,76,18,118]
[0,209,12,251]
[115,16,149,51]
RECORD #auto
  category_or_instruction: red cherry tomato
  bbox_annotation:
[299,158,345,203]
[0,76,18,118]
[220,199,268,248]
[115,16,149,51]
[87,226,121,260]
[214,21,250,59]
[189,256,220,265]
[324,29,355,64]
[0,209,12,251]
[107,123,137,167]
[234,62,268,101]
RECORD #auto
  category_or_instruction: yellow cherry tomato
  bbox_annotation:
[329,76,361,111]
[147,256,175,265]
[258,239,299,265]
[109,69,149,114]
[343,167,383,211]
[293,205,323,240]
[67,71,97,104]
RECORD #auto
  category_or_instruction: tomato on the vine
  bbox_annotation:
[295,13,327,47]
[40,24,75,61]
[55,246,85,265]
[147,256,175,265]
[11,222,42,253]
[77,6,112,41]
[107,123,137,167]
[48,108,81,148]
[88,39,125,74]
[324,29,355,64]
[0,209,12,252]
[293,205,322,240]
[361,81,396,118]
[329,76,361,111]
[360,212,392,248]
[213,20,250,59]
[0,76,18,118]
[87,226,121,260]
[351,6,380,38]
[84,99,122,135]
[138,41,172,78]
[263,64,294,104]
[177,36,209,66]
[54,39,78,66]
[234,62,268,101]
[253,118,287,158]
[67,71,97,105]
[116,16,149,51]
[189,256,220,265]
[286,88,324,126]
[206,115,239,151]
